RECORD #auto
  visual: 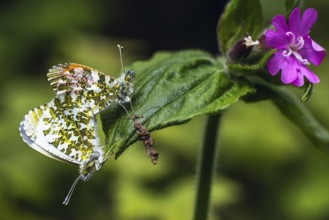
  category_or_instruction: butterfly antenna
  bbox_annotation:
[129,100,138,116]
[119,103,129,115]
[117,44,138,117]
[63,174,83,205]
[117,44,125,73]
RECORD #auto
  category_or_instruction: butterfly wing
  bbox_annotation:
[47,63,122,114]
[20,97,99,164]
[20,102,81,164]
[53,94,101,161]
[21,63,134,165]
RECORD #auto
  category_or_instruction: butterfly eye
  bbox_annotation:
[125,70,135,81]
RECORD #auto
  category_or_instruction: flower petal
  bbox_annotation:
[300,36,326,66]
[299,8,318,36]
[281,57,298,84]
[272,15,288,33]
[311,38,325,51]
[265,29,288,49]
[300,65,320,84]
[267,51,284,75]
[289,8,301,35]
[291,71,305,87]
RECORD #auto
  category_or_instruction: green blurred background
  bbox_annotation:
[1,0,329,219]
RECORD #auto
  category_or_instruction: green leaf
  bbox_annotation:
[245,80,329,152]
[285,0,304,16]
[217,0,264,55]
[101,50,255,158]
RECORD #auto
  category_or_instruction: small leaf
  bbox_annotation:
[245,80,329,152]
[101,50,255,158]
[217,0,264,55]
[227,49,275,76]
[301,83,313,102]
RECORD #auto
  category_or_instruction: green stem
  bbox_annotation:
[193,114,222,220]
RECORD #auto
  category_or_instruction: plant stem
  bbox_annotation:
[193,114,222,220]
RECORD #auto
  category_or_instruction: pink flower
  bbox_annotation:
[265,8,326,86]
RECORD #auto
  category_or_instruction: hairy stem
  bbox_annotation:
[193,114,222,220]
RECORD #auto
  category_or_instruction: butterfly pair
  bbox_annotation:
[19,47,135,205]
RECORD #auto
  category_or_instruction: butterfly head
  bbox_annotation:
[63,147,105,205]
[79,146,105,180]
[117,70,135,104]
